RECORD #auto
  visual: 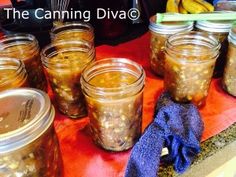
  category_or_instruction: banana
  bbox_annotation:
[182,0,208,14]
[166,0,180,13]
[194,0,214,11]
[179,0,188,14]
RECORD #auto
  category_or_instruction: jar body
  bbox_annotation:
[164,32,220,107]
[41,41,95,118]
[149,18,193,77]
[81,58,145,151]
[0,34,48,91]
[0,58,28,91]
[0,125,62,177]
[51,22,94,45]
[222,41,236,96]
[196,29,229,77]
[150,31,168,76]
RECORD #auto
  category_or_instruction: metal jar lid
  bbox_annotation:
[228,24,236,45]
[196,20,234,33]
[149,15,194,35]
[0,88,55,153]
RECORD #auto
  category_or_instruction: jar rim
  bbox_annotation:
[0,57,26,87]
[41,39,95,68]
[196,20,234,33]
[51,21,94,41]
[81,58,145,97]
[0,33,39,54]
[0,88,54,153]
[149,15,193,34]
[165,31,221,63]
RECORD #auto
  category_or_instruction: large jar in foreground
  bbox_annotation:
[195,19,233,77]
[51,22,94,45]
[164,32,220,107]
[222,25,236,96]
[81,58,145,151]
[41,40,95,118]
[149,15,193,77]
[0,34,48,91]
[0,88,62,177]
[0,57,28,91]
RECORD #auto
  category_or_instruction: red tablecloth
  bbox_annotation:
[54,33,236,177]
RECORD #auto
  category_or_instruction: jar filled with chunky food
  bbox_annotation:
[164,32,220,107]
[222,25,236,96]
[81,58,145,151]
[149,15,193,77]
[41,40,95,118]
[51,22,94,45]
[0,88,62,177]
[0,57,28,91]
[0,34,48,91]
[195,19,233,77]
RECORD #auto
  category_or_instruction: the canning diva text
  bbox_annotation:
[4,8,140,22]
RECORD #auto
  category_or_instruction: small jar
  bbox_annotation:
[51,22,94,45]
[81,58,145,151]
[195,19,234,77]
[0,33,48,91]
[222,25,236,96]
[149,16,193,77]
[0,88,62,177]
[164,31,220,107]
[41,40,95,118]
[0,57,28,91]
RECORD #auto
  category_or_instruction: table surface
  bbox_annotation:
[52,33,236,177]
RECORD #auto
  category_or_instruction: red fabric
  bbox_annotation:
[54,33,236,177]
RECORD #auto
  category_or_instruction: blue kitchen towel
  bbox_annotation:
[125,93,204,177]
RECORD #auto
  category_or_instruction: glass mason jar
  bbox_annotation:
[149,15,193,77]
[195,19,234,77]
[51,22,94,45]
[81,58,145,151]
[0,33,48,91]
[41,40,95,118]
[222,25,236,96]
[0,57,28,91]
[0,88,62,177]
[164,32,220,107]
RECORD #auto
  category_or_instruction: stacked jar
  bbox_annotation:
[81,58,145,151]
[195,19,234,77]
[222,24,236,96]
[0,88,62,177]
[0,34,48,91]
[149,15,193,77]
[0,58,28,91]
[41,40,95,118]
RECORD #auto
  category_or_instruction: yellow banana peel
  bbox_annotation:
[166,0,180,13]
[179,0,188,14]
[182,0,208,14]
[194,0,214,11]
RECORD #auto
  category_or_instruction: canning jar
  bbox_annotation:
[0,33,48,91]
[164,32,220,107]
[195,19,233,77]
[51,22,94,45]
[0,57,28,91]
[81,58,145,151]
[222,25,236,96]
[41,40,95,118]
[149,15,193,76]
[0,88,62,177]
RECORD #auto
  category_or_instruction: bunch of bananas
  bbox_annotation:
[166,0,214,14]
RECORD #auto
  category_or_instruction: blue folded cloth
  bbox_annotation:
[125,93,204,177]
